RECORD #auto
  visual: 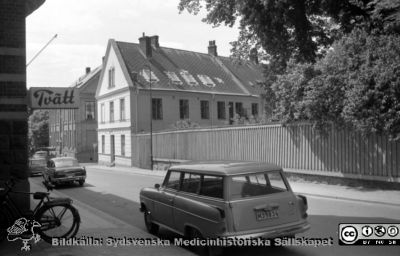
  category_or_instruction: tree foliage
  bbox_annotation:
[29,110,49,152]
[178,0,400,69]
[272,29,400,139]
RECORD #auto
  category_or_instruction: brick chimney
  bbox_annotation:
[85,67,91,74]
[150,35,159,49]
[249,48,258,64]
[208,40,217,56]
[139,32,152,58]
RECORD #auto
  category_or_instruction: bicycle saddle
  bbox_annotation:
[44,197,72,206]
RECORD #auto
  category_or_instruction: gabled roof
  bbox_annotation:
[115,41,264,96]
[70,66,102,89]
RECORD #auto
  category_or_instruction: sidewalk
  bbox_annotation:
[0,177,194,256]
[91,164,400,207]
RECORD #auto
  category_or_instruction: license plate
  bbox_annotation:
[256,210,279,221]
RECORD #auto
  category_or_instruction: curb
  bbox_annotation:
[296,192,400,207]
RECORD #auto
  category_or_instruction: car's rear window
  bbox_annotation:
[229,171,288,199]
[54,159,79,168]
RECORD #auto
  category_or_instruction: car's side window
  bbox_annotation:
[181,173,201,194]
[199,175,223,199]
[165,171,181,190]
[230,171,288,199]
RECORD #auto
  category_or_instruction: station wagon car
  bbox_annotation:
[43,157,86,187]
[139,161,310,241]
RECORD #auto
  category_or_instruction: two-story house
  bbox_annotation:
[49,66,101,162]
[96,34,265,166]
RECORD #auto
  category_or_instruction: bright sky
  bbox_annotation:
[26,0,239,88]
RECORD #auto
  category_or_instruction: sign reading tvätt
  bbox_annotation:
[29,87,79,109]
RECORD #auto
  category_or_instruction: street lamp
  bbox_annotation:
[143,64,154,170]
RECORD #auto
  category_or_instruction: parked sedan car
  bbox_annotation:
[140,161,310,241]
[43,157,86,186]
[28,157,47,176]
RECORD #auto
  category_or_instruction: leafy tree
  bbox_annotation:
[272,29,400,139]
[178,0,399,69]
[29,110,49,152]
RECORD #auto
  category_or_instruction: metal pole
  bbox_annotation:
[146,65,154,170]
[26,34,58,67]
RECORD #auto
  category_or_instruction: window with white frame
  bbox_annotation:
[200,100,210,119]
[180,70,198,86]
[197,74,215,87]
[164,71,183,85]
[120,98,125,121]
[100,103,105,123]
[152,98,163,120]
[140,68,159,83]
[109,101,114,122]
[85,101,95,120]
[108,67,115,88]
[179,99,189,119]
[121,135,125,156]
[101,135,105,154]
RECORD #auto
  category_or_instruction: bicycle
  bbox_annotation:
[0,179,81,244]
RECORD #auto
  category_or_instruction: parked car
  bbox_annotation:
[140,161,310,241]
[29,151,50,176]
[32,150,48,159]
[29,157,47,176]
[43,157,86,186]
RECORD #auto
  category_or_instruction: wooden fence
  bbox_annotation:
[131,123,400,181]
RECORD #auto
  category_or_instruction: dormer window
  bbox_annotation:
[197,74,215,88]
[108,67,115,88]
[140,69,159,83]
[214,77,224,84]
[164,71,183,85]
[180,70,198,86]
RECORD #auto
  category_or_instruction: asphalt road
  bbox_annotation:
[30,166,400,256]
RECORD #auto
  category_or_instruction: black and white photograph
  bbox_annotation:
[1,0,400,255]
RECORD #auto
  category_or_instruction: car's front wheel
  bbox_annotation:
[144,210,159,235]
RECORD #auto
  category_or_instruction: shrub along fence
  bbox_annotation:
[131,123,400,182]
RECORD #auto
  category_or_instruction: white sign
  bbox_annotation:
[29,87,79,109]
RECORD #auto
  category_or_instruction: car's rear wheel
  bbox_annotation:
[78,180,85,186]
[144,210,159,235]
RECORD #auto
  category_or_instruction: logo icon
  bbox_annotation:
[387,226,399,237]
[361,225,373,237]
[341,226,358,244]
[374,226,386,237]
[7,218,41,251]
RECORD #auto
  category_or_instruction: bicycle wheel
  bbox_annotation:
[35,204,80,243]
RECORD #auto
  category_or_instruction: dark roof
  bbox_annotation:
[169,161,282,176]
[70,66,102,89]
[116,41,264,96]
